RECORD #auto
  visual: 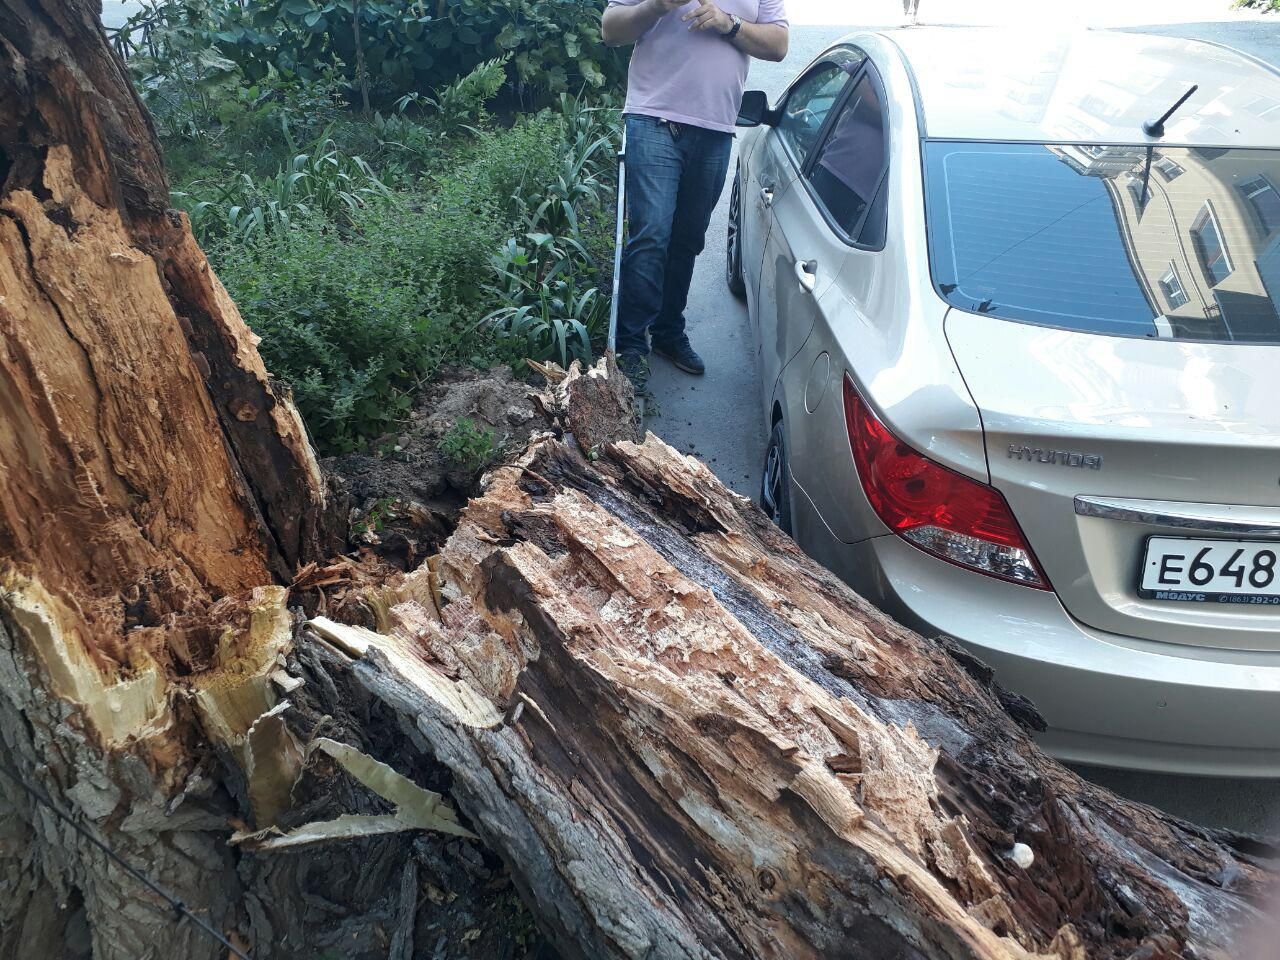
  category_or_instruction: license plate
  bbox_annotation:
[1140,537,1280,604]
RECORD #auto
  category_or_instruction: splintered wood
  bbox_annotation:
[1,0,1276,954]
[322,368,1277,960]
[0,3,341,955]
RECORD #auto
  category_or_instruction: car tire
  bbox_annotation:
[760,419,793,535]
[726,172,747,300]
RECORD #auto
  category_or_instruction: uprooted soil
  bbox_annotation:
[305,360,636,960]
[309,365,560,959]
[325,366,547,570]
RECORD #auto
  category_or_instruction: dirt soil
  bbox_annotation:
[308,366,559,958]
[325,366,546,570]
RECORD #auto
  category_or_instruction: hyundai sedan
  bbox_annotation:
[729,26,1280,775]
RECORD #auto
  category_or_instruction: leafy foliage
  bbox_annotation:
[437,419,497,470]
[395,56,510,138]
[209,171,512,450]
[484,232,608,368]
[178,135,391,242]
[118,0,622,454]
[351,496,398,536]
[113,0,627,108]
[214,217,437,451]
[203,107,615,452]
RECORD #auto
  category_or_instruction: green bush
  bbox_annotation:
[115,0,627,110]
[126,0,626,454]
[178,135,391,243]
[213,195,516,451]
[215,66,348,149]
[214,218,437,452]
[207,111,604,452]
[438,418,497,470]
[395,56,510,138]
[446,113,568,218]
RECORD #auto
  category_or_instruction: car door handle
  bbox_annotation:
[794,259,817,293]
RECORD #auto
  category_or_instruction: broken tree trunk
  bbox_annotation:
[314,364,1278,960]
[0,1,1276,958]
[0,1,340,956]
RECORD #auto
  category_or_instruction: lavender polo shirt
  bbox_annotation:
[608,0,789,133]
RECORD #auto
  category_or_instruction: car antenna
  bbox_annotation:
[1143,83,1198,138]
[1137,143,1155,216]
[1136,84,1197,217]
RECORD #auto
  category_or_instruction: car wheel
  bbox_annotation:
[760,419,792,535]
[726,171,747,300]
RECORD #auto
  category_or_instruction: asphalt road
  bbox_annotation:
[645,17,1280,835]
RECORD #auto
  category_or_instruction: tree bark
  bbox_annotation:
[0,2,340,957]
[1,2,1277,959]
[307,370,1276,960]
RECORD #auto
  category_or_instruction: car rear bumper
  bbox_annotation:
[801,504,1280,777]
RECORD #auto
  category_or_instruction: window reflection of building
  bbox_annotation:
[1240,176,1280,234]
[1244,95,1280,121]
[1191,204,1234,285]
[993,43,1067,126]
[1034,33,1280,343]
[1051,143,1146,177]
[1159,262,1189,308]
[1104,147,1280,342]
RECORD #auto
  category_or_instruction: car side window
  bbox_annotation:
[806,68,889,244]
[777,49,865,168]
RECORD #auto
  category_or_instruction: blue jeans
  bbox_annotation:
[617,114,733,356]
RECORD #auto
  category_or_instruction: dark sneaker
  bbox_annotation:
[616,350,650,394]
[652,335,706,375]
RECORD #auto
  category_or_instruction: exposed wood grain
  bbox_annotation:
[0,0,340,648]
[326,375,1277,960]
[0,3,339,955]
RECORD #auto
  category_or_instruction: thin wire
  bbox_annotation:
[0,760,252,960]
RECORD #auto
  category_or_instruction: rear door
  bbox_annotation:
[775,63,894,540]
[751,48,864,421]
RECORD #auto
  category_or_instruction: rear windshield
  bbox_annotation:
[924,142,1280,343]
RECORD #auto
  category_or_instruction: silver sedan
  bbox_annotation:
[729,26,1280,776]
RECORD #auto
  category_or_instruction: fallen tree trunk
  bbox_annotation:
[1,2,1277,958]
[299,369,1276,960]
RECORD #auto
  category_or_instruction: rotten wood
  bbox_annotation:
[320,364,1278,960]
[1,1,1276,957]
[0,0,342,625]
[0,3,340,956]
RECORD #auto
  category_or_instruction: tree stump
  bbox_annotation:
[1,1,338,955]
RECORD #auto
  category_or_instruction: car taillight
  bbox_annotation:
[843,375,1049,589]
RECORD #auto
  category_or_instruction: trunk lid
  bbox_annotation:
[946,310,1280,651]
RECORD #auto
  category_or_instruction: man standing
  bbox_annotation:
[603,0,788,392]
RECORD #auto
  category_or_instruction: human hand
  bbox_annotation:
[681,1,734,34]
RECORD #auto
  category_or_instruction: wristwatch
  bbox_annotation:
[724,14,742,39]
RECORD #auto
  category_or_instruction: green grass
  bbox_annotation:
[195,107,615,454]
